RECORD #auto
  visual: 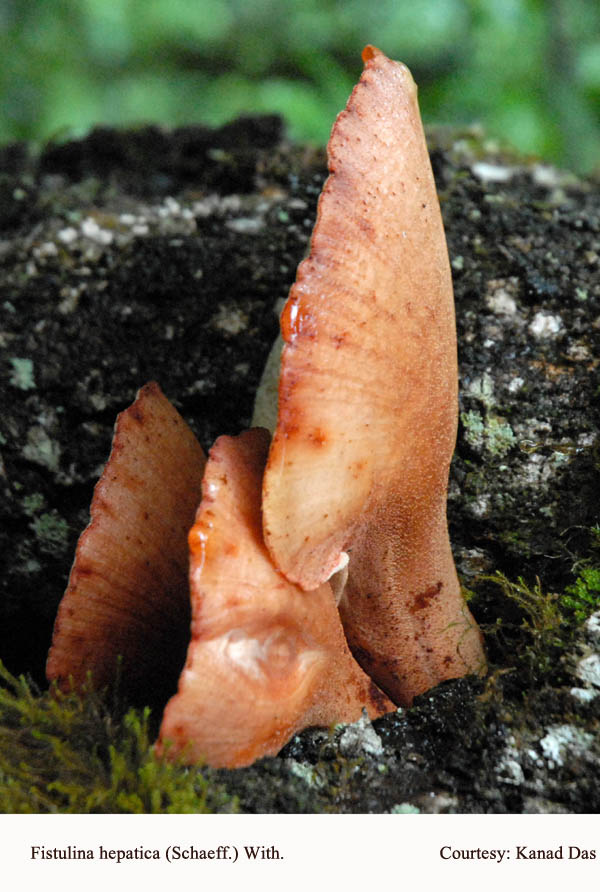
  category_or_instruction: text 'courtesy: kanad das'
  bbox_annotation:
[440,845,596,863]
[30,844,283,864]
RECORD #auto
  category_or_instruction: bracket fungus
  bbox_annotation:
[261,45,485,705]
[158,428,392,767]
[46,46,485,768]
[46,382,206,709]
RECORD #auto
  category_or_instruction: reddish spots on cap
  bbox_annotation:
[307,428,328,447]
[351,460,366,479]
[331,332,348,349]
[410,581,443,613]
[278,416,300,440]
[129,405,144,424]
[74,563,94,578]
[358,216,376,239]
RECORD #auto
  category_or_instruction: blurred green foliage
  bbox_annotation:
[1,0,599,171]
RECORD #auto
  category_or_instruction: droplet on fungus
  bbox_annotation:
[158,428,393,768]
[261,45,486,705]
[46,382,206,709]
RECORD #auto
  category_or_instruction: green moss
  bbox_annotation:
[562,567,600,623]
[483,554,600,688]
[499,529,533,558]
[0,664,238,814]
[484,572,566,680]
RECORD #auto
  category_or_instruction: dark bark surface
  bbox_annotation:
[1,118,599,812]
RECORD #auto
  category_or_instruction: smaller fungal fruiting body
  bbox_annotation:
[158,428,392,768]
[46,382,206,709]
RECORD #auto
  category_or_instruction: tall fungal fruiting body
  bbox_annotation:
[46,382,206,709]
[262,45,485,705]
[158,428,393,768]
